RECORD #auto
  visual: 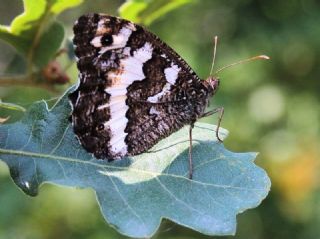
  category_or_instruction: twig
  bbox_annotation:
[0,75,57,92]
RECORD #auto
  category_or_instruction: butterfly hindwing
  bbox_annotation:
[69,14,211,159]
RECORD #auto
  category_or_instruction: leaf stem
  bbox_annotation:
[26,2,53,76]
[0,100,26,112]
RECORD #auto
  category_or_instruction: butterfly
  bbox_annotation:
[69,13,267,179]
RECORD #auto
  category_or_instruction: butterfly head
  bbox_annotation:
[205,76,220,96]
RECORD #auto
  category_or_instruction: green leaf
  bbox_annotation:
[119,0,194,25]
[0,0,83,68]
[33,21,64,68]
[50,0,84,14]
[0,88,270,238]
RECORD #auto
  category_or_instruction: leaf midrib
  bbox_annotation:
[0,147,264,191]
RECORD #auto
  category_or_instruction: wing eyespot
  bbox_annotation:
[101,34,113,46]
[97,123,105,131]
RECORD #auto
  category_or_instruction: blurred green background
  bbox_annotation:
[0,0,319,238]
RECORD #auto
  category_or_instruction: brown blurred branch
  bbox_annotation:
[0,75,56,92]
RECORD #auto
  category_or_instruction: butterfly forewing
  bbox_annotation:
[69,14,212,160]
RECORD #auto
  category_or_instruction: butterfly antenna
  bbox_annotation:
[209,36,218,76]
[215,55,270,74]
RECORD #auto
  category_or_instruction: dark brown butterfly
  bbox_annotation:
[69,13,268,178]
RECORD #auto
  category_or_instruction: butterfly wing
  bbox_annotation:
[69,14,211,159]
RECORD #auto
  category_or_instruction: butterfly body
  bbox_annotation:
[69,14,219,160]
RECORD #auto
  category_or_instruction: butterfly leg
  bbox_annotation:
[188,123,195,179]
[201,107,224,142]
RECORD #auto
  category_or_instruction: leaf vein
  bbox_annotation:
[155,177,204,215]
[50,125,70,154]
[33,158,40,185]
[57,160,68,180]
[108,175,148,235]
[18,121,35,150]
[4,128,9,149]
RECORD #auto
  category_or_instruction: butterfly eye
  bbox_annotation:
[101,34,113,46]
[97,124,105,131]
